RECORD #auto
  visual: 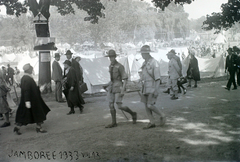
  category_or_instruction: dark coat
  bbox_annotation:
[71,59,83,82]
[63,67,85,108]
[187,56,200,81]
[15,75,50,125]
[225,54,238,72]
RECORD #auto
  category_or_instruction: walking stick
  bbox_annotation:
[121,109,129,120]
[103,86,129,120]
[13,85,19,104]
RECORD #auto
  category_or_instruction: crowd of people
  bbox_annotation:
[1,45,240,135]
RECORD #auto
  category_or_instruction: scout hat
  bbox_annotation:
[65,50,73,55]
[138,45,153,53]
[105,49,117,57]
[54,53,60,58]
[63,60,71,66]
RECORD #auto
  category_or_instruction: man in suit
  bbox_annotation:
[52,53,65,102]
[65,50,82,83]
[225,47,238,90]
[167,50,182,100]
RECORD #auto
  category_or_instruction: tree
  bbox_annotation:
[202,0,240,33]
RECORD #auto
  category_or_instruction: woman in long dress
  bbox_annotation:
[14,63,50,135]
[187,50,200,88]
[62,60,84,115]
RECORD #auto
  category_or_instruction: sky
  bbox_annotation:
[184,0,228,19]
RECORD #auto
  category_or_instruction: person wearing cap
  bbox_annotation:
[0,69,11,128]
[65,50,83,84]
[103,49,137,128]
[52,53,65,102]
[186,48,200,88]
[14,63,51,135]
[163,49,184,94]
[225,47,238,90]
[139,45,166,129]
[63,60,84,115]
[6,64,15,86]
[166,50,182,100]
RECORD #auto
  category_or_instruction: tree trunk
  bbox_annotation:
[29,0,52,93]
[35,23,52,94]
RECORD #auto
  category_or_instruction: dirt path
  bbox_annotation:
[0,80,240,162]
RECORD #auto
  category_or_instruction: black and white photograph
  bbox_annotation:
[0,0,240,161]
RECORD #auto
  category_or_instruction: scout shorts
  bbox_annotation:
[107,92,123,104]
[140,93,157,105]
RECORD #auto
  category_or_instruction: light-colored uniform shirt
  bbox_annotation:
[141,57,161,95]
[168,58,181,80]
[109,61,128,93]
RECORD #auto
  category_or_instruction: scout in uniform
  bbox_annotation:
[139,45,166,129]
[104,50,137,128]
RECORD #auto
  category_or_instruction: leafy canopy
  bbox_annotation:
[1,0,193,24]
[1,0,239,33]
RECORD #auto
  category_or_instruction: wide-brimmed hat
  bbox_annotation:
[54,53,60,58]
[23,63,33,72]
[63,60,71,66]
[138,45,153,53]
[65,50,73,55]
[105,49,117,57]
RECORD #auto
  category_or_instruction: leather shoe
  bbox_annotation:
[1,122,10,128]
[225,87,230,91]
[163,89,170,94]
[36,128,47,133]
[143,123,156,129]
[13,127,21,135]
[171,96,178,100]
[67,111,75,115]
[58,100,66,103]
[232,87,237,90]
[105,123,117,128]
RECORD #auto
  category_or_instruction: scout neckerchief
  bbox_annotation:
[110,60,117,81]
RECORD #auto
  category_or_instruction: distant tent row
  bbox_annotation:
[0,52,226,94]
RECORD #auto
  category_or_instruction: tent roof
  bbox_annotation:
[214,33,226,44]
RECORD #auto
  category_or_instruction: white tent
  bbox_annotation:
[80,57,110,94]
[214,33,227,44]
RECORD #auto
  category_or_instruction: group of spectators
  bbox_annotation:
[1,64,20,87]
[163,47,200,99]
[1,44,240,134]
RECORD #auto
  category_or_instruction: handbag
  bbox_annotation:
[177,77,187,86]
[79,82,88,93]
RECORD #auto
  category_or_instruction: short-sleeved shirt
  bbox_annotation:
[141,57,161,95]
[108,61,128,93]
